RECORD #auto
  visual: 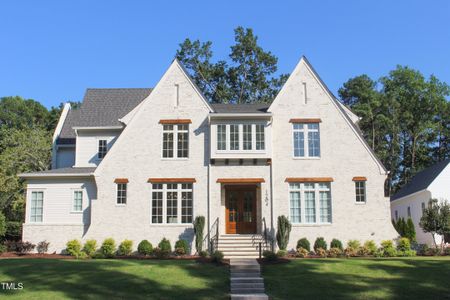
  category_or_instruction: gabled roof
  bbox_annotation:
[391,159,450,201]
[211,103,270,113]
[19,167,96,178]
[57,88,152,144]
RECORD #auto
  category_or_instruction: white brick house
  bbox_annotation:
[20,57,398,255]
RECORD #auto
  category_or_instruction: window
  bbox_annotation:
[151,183,193,224]
[230,124,239,150]
[217,125,226,150]
[289,182,331,224]
[293,123,320,157]
[407,206,411,218]
[243,124,252,150]
[98,140,107,159]
[117,183,127,205]
[395,210,398,221]
[30,191,43,222]
[255,124,265,150]
[162,124,189,158]
[355,181,366,203]
[73,191,83,212]
[421,202,425,214]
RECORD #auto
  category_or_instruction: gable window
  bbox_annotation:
[98,140,107,159]
[407,206,411,218]
[151,183,193,224]
[30,191,44,222]
[117,183,127,205]
[162,124,189,158]
[293,123,320,157]
[355,181,366,203]
[289,182,331,224]
[73,190,83,212]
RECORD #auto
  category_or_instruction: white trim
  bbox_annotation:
[71,189,84,213]
[73,126,123,131]
[161,124,189,159]
[390,189,427,203]
[51,103,71,168]
[209,113,272,119]
[19,173,94,178]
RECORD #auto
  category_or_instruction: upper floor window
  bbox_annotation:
[162,124,189,158]
[293,123,320,157]
[98,139,107,159]
[407,206,411,218]
[395,210,398,221]
[117,183,127,205]
[216,124,265,151]
[30,191,44,222]
[151,183,193,224]
[421,202,425,215]
[289,182,331,224]
[355,181,366,203]
[73,190,83,212]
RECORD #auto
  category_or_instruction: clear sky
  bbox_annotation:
[1,0,449,108]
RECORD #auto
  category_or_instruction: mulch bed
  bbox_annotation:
[0,252,73,259]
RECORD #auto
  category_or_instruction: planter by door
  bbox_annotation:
[225,185,257,234]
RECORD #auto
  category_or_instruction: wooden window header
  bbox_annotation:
[159,119,192,124]
[352,176,367,181]
[114,178,129,184]
[285,177,334,183]
[289,118,322,123]
[147,178,196,183]
[216,178,265,184]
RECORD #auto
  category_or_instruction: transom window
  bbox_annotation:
[117,183,127,205]
[289,182,331,224]
[293,123,320,157]
[162,124,189,158]
[98,139,107,159]
[73,190,83,212]
[355,181,366,203]
[151,183,193,224]
[216,124,265,151]
[30,191,44,222]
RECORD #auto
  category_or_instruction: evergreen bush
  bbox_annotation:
[314,237,327,251]
[118,240,133,256]
[100,238,116,258]
[175,239,189,255]
[82,240,97,257]
[137,240,153,256]
[276,215,291,250]
[330,239,343,250]
[66,240,82,257]
[193,216,205,253]
[296,238,310,252]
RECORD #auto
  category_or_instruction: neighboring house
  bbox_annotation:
[19,56,398,255]
[390,159,450,246]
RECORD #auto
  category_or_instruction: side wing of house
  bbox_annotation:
[268,57,397,248]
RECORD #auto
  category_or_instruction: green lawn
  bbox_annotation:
[0,259,229,300]
[262,257,450,300]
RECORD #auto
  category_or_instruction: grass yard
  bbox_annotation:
[0,259,229,300]
[262,257,450,300]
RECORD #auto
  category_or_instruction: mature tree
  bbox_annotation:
[0,96,50,130]
[176,26,288,104]
[419,199,450,248]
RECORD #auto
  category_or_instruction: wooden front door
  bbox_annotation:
[225,186,257,234]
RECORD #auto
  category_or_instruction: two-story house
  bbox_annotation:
[20,56,398,256]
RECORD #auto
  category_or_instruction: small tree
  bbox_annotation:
[276,215,291,250]
[405,218,416,242]
[420,199,450,249]
[193,216,205,254]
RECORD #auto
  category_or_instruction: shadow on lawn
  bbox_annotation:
[262,258,450,300]
[0,259,229,300]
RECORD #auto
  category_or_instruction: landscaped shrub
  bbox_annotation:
[344,247,358,257]
[137,240,153,256]
[82,240,97,257]
[193,216,205,253]
[276,215,291,250]
[175,239,189,255]
[357,245,371,256]
[397,249,416,257]
[379,240,397,257]
[4,241,36,254]
[347,240,361,249]
[199,250,208,258]
[37,241,50,254]
[327,247,343,258]
[397,238,411,252]
[211,250,224,263]
[118,240,133,256]
[100,238,116,258]
[405,218,416,242]
[66,239,82,257]
[426,247,441,256]
[296,247,309,258]
[277,250,288,257]
[263,250,277,261]
[314,237,327,251]
[444,247,450,256]
[330,239,343,250]
[296,238,310,252]
[315,248,327,258]
[155,238,171,258]
[0,244,7,254]
[364,240,377,255]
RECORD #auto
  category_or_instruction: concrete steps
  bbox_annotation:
[229,259,268,300]
[218,234,268,259]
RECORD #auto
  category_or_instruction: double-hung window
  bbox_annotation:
[117,183,127,205]
[73,190,83,212]
[98,139,108,159]
[151,183,193,224]
[30,191,44,222]
[289,182,331,224]
[216,124,265,151]
[355,181,366,203]
[293,123,320,157]
[162,124,189,158]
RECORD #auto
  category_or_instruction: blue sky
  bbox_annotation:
[1,0,449,108]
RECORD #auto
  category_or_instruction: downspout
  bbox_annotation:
[269,159,275,251]
[207,116,211,252]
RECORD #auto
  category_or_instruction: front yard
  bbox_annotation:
[262,257,450,299]
[0,259,229,299]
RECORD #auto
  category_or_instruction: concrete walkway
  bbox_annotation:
[229,258,268,300]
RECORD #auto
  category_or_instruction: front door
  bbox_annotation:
[225,186,257,234]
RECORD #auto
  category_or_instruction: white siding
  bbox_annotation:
[56,147,75,168]
[75,130,120,167]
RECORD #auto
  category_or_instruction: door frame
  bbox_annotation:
[224,185,258,234]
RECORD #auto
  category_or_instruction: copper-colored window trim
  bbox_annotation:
[114,178,129,184]
[285,177,334,183]
[352,176,367,181]
[147,178,196,183]
[289,118,322,123]
[159,119,192,124]
[216,178,265,184]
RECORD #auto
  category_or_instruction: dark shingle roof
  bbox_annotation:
[211,103,270,113]
[19,167,96,177]
[57,88,152,143]
[391,159,450,201]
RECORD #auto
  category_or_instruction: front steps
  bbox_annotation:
[230,259,268,300]
[217,235,268,259]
